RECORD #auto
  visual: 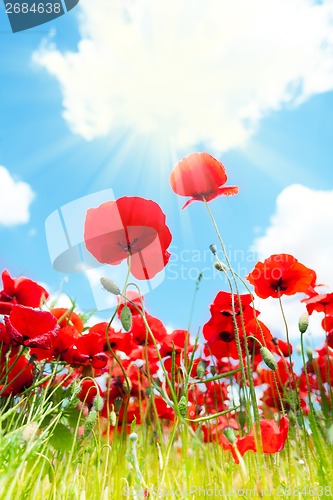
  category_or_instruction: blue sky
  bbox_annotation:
[1,0,333,347]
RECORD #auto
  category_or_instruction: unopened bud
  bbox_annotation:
[306,347,313,361]
[298,312,309,334]
[196,361,206,379]
[209,244,218,255]
[129,432,138,443]
[238,410,246,429]
[223,427,236,444]
[123,377,132,395]
[260,346,277,371]
[214,261,228,272]
[100,277,121,295]
[93,394,104,412]
[178,395,188,417]
[84,409,97,437]
[120,305,132,332]
[114,397,123,414]
[109,407,117,426]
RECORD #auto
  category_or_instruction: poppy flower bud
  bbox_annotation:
[196,361,206,379]
[214,261,228,272]
[120,305,132,332]
[114,397,123,414]
[298,312,309,334]
[209,244,218,255]
[100,277,121,295]
[61,398,71,410]
[123,377,132,395]
[306,347,313,361]
[238,410,246,429]
[260,346,277,371]
[223,427,236,445]
[71,382,81,397]
[178,395,188,417]
[129,432,138,443]
[22,422,39,442]
[93,394,104,412]
[110,410,117,427]
[84,408,98,437]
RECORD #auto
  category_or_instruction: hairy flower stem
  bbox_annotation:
[232,270,286,415]
[105,253,133,395]
[277,291,308,460]
[203,199,260,428]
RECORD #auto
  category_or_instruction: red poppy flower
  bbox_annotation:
[0,355,33,397]
[130,312,167,346]
[4,305,59,349]
[129,346,160,373]
[89,322,133,355]
[30,325,79,362]
[153,397,175,421]
[307,345,333,385]
[65,332,108,369]
[78,379,104,406]
[170,152,238,209]
[246,254,315,299]
[160,330,193,358]
[51,308,84,333]
[117,291,144,316]
[303,292,333,316]
[220,416,289,463]
[84,197,172,280]
[0,270,49,315]
[209,291,254,317]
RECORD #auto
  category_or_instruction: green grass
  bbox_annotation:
[0,379,332,500]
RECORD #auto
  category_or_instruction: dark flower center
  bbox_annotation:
[218,331,234,342]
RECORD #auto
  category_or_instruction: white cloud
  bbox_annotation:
[34,0,333,151]
[252,184,333,288]
[0,166,35,227]
[255,294,325,343]
[251,184,333,341]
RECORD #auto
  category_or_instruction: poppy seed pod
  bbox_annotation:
[260,346,277,371]
[100,277,121,295]
[298,311,309,334]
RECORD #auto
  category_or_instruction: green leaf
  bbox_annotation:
[49,423,74,453]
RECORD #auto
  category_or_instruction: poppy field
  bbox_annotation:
[0,153,333,499]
